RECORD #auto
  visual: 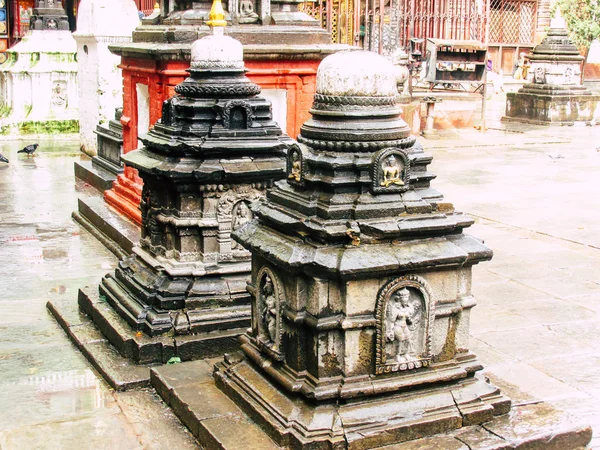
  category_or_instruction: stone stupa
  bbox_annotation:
[505,7,600,124]
[49,1,290,388]
[215,50,511,447]
[0,0,78,134]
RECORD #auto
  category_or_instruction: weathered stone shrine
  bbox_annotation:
[213,50,510,448]
[0,0,78,134]
[505,9,600,125]
[76,18,289,367]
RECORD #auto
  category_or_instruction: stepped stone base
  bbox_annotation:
[150,358,592,450]
[72,183,140,259]
[46,287,246,390]
[74,159,120,192]
[505,87,600,125]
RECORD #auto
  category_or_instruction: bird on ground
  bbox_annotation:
[17,143,39,157]
[0,152,8,163]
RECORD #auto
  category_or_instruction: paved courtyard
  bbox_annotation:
[0,105,598,448]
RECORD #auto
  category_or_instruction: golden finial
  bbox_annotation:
[207,0,227,28]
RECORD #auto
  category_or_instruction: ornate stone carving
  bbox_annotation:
[51,80,67,109]
[297,134,416,152]
[238,0,259,23]
[375,275,434,374]
[256,266,285,359]
[534,66,546,84]
[371,147,410,194]
[286,144,304,183]
[230,200,252,249]
[175,83,261,98]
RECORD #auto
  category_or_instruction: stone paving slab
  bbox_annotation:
[151,358,592,450]
[47,296,152,391]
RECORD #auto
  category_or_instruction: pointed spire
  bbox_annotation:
[207,0,227,30]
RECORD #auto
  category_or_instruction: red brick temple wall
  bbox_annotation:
[105,57,320,225]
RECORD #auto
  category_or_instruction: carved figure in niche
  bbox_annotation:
[51,81,67,108]
[385,288,422,362]
[564,67,574,84]
[261,275,278,346]
[46,18,57,29]
[238,0,259,23]
[534,66,546,84]
[288,149,301,182]
[381,155,404,187]
[231,201,252,250]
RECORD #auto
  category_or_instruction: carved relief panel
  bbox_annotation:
[51,80,67,110]
[375,275,434,374]
[256,266,285,360]
[286,143,305,185]
[216,186,263,255]
[371,147,410,194]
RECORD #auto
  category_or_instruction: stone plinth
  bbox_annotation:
[74,108,125,191]
[504,18,600,125]
[0,30,78,134]
[212,50,592,449]
[0,0,78,134]
[73,0,139,154]
[73,27,290,373]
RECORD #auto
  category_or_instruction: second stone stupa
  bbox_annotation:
[66,1,290,383]
[505,7,600,124]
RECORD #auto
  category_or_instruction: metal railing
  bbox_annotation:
[300,0,487,56]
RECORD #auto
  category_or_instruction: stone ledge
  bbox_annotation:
[47,296,153,391]
[72,186,141,259]
[151,357,592,449]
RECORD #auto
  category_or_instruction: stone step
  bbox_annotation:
[151,360,281,450]
[73,185,140,258]
[153,358,593,450]
[74,159,118,192]
[47,296,153,391]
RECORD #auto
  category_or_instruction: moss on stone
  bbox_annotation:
[17,120,79,134]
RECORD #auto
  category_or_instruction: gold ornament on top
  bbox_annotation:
[207,0,227,28]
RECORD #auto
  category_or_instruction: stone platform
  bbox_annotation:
[150,358,592,449]
[47,287,243,390]
[504,86,600,126]
[72,181,140,259]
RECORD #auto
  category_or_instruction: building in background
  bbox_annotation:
[301,0,555,75]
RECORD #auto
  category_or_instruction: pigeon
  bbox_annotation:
[17,143,38,157]
[0,152,8,163]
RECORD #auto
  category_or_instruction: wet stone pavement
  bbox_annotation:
[0,119,598,449]
[0,139,197,449]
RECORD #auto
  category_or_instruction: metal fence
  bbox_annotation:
[489,0,537,44]
[299,0,487,56]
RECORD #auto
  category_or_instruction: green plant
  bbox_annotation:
[554,0,600,50]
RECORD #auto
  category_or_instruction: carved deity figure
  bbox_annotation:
[381,155,404,187]
[231,201,252,249]
[47,18,58,29]
[288,151,301,182]
[51,81,67,108]
[261,275,278,346]
[238,0,259,23]
[385,288,419,362]
[534,66,546,84]
[564,67,574,84]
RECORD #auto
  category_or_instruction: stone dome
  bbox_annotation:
[311,50,400,117]
[315,51,399,98]
[190,34,244,71]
